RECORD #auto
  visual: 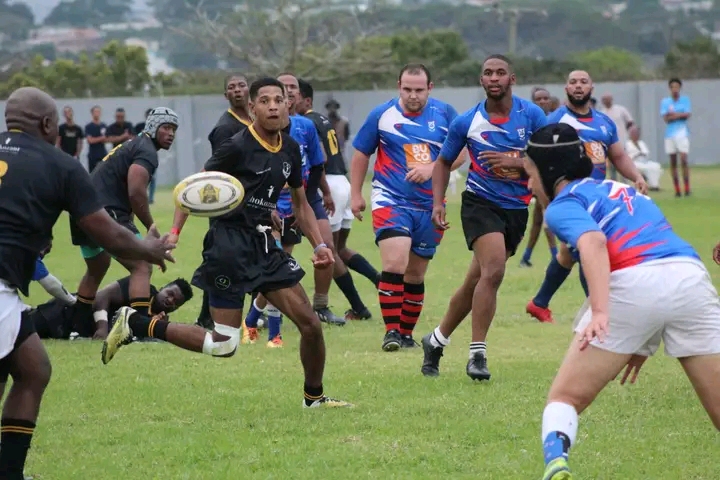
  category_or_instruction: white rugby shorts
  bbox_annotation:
[664,136,690,155]
[0,281,23,361]
[326,174,353,233]
[574,258,720,358]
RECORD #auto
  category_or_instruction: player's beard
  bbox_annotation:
[566,91,592,108]
[484,85,508,101]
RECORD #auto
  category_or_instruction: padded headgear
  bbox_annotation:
[525,123,594,199]
[143,107,179,138]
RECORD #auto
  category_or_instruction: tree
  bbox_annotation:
[571,47,648,81]
[0,0,34,41]
[663,36,720,79]
[44,0,132,27]
[0,41,150,99]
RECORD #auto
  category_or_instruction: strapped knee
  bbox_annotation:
[202,323,240,357]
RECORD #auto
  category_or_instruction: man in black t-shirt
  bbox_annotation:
[105,107,134,147]
[0,87,174,480]
[56,106,84,158]
[134,109,157,204]
[29,276,192,340]
[69,107,179,335]
[107,78,350,409]
[84,105,107,173]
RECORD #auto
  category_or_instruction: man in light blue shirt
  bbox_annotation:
[660,77,692,197]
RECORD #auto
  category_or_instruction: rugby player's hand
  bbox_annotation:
[351,194,365,221]
[271,210,282,231]
[92,322,109,340]
[406,164,433,183]
[432,205,449,230]
[479,151,522,170]
[633,177,649,195]
[323,192,336,217]
[144,224,176,272]
[167,232,179,246]
[579,312,609,351]
[312,245,334,269]
[619,354,647,385]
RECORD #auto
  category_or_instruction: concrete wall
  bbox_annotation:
[0,79,713,186]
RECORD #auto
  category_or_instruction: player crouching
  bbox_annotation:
[525,123,720,480]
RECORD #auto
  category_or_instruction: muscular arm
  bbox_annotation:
[93,281,123,312]
[432,155,452,207]
[349,150,370,196]
[127,164,154,230]
[77,210,154,260]
[290,187,324,248]
[450,150,467,171]
[608,142,643,182]
[577,232,611,316]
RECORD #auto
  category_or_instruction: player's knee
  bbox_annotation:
[478,262,505,290]
[202,324,240,358]
[299,310,323,339]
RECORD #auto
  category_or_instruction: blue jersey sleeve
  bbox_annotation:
[530,104,548,132]
[446,103,459,124]
[306,122,324,168]
[439,115,468,164]
[352,108,382,156]
[544,195,603,249]
[32,258,49,281]
[660,98,670,116]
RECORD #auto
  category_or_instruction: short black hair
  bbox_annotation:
[166,278,193,301]
[531,86,549,97]
[483,54,513,68]
[668,77,682,87]
[90,105,101,112]
[298,79,313,100]
[398,63,432,84]
[115,107,125,113]
[249,77,285,101]
[224,73,247,90]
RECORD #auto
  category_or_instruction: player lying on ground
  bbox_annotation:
[32,239,76,306]
[103,78,351,409]
[524,123,720,480]
[28,276,191,340]
[0,86,174,480]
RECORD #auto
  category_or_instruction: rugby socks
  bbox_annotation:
[267,313,282,341]
[533,257,571,309]
[469,341,486,359]
[429,326,450,348]
[0,418,35,479]
[541,402,578,465]
[550,246,558,258]
[672,172,681,195]
[129,297,151,317]
[334,272,366,313]
[399,282,424,336]
[521,246,533,264]
[244,298,263,329]
[313,293,329,311]
[378,271,404,332]
[128,312,168,341]
[683,173,690,195]
[303,383,324,406]
[75,294,94,316]
[346,253,380,287]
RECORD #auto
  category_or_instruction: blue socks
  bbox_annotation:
[521,247,533,263]
[244,300,262,328]
[267,312,282,340]
[550,246,558,257]
[533,257,571,308]
[543,431,570,465]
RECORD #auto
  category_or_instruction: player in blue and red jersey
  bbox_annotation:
[350,64,465,352]
[526,70,647,325]
[523,123,720,480]
[420,55,547,382]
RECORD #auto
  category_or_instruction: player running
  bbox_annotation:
[105,78,351,409]
[526,70,647,324]
[350,64,464,351]
[69,107,179,332]
[519,87,558,268]
[420,55,547,381]
[524,123,720,480]
[0,86,173,480]
[185,74,252,331]
[296,78,374,320]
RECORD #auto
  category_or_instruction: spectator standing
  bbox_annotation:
[84,105,107,173]
[660,78,692,197]
[56,106,84,159]
[326,99,350,164]
[105,107,133,147]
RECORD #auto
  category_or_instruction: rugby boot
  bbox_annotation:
[345,307,372,321]
[303,396,353,408]
[401,334,420,348]
[542,458,572,480]
[466,352,491,381]
[420,333,444,377]
[266,335,283,348]
[101,307,135,364]
[382,329,402,352]
[526,300,555,323]
[316,307,346,326]
[242,327,259,344]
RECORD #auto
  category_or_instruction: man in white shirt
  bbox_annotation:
[600,94,634,180]
[625,125,662,191]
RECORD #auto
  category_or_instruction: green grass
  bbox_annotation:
[25,169,720,479]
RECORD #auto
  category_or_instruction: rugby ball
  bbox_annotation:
[173,171,245,218]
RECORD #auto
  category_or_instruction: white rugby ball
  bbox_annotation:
[173,171,245,218]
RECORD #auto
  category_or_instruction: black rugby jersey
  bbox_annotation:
[304,110,346,175]
[208,109,251,154]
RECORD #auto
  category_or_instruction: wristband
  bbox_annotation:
[313,243,327,254]
[170,227,181,236]
[93,310,108,323]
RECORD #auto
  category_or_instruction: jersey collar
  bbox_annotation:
[227,109,251,126]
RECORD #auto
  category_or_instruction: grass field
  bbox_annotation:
[22,169,720,479]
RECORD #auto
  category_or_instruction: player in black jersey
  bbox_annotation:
[69,107,179,332]
[186,74,253,331]
[0,87,174,480]
[105,78,351,409]
[29,276,192,340]
[296,79,377,321]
